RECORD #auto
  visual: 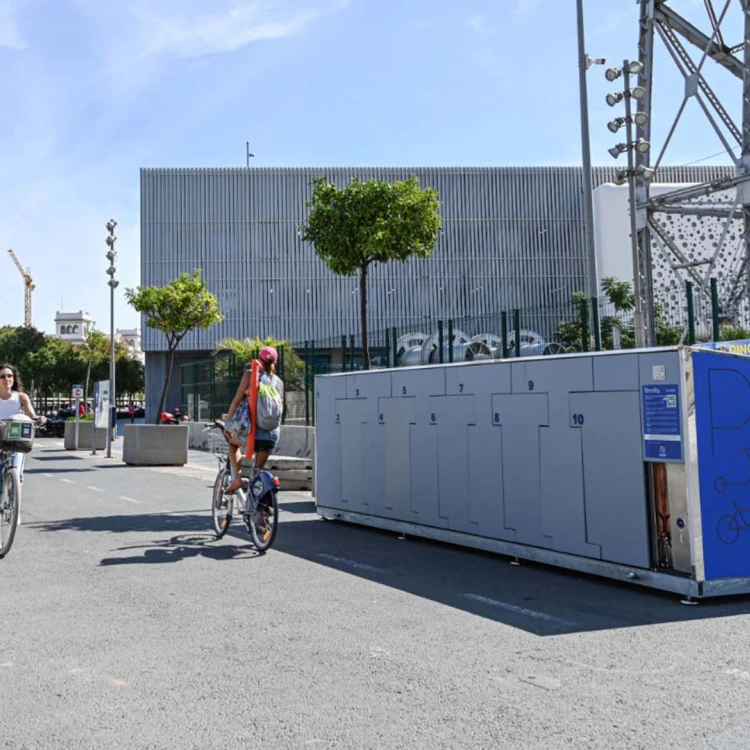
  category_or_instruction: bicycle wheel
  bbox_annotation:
[212,468,232,539]
[0,468,21,558]
[717,514,740,545]
[248,490,279,552]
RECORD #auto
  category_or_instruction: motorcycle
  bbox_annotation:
[159,407,190,425]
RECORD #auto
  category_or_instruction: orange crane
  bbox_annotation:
[7,249,34,326]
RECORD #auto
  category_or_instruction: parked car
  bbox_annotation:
[35,409,69,438]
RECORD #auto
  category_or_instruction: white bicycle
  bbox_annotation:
[206,420,280,551]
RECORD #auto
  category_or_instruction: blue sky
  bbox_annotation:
[0,0,742,332]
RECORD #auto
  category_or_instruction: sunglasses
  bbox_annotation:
[0,374,13,380]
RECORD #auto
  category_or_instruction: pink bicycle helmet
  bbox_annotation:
[259,346,278,363]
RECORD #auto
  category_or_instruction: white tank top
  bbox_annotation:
[0,391,22,420]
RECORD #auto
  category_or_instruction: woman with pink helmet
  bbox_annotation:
[223,346,284,493]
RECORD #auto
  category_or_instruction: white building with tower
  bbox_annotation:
[54,311,93,343]
[52,311,144,361]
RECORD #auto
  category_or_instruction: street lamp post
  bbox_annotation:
[105,220,118,458]
[576,0,604,315]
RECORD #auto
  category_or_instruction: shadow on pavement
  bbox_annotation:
[278,500,316,514]
[31,506,750,636]
[100,533,261,566]
[32,455,85,462]
[25,467,95,475]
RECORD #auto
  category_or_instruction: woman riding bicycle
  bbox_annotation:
[223,346,284,494]
[0,363,46,485]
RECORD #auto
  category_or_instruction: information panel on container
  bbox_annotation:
[641,384,683,462]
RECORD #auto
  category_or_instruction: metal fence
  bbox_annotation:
[181,278,750,427]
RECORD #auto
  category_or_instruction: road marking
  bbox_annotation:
[87,486,103,493]
[726,668,750,681]
[463,593,577,627]
[119,496,141,505]
[42,473,54,478]
[60,479,75,484]
[316,553,385,573]
[521,675,561,691]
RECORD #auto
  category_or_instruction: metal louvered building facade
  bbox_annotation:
[140,165,731,417]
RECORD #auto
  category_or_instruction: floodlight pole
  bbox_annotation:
[105,221,119,459]
[623,62,655,348]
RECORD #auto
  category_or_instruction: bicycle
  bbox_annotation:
[0,448,21,558]
[206,419,280,552]
[0,415,39,559]
[716,500,750,546]
[714,446,750,494]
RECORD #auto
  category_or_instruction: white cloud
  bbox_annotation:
[512,0,539,26]
[467,15,487,35]
[0,0,27,49]
[138,2,346,60]
[75,0,350,66]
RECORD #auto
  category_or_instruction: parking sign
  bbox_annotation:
[72,385,84,399]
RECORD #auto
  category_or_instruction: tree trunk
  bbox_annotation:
[360,262,370,370]
[156,348,176,424]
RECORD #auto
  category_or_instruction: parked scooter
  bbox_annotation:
[159,407,190,425]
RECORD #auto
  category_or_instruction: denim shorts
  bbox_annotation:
[254,439,277,453]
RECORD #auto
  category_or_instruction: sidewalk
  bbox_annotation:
[46,436,224,476]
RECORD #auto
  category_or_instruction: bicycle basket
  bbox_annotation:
[0,414,35,454]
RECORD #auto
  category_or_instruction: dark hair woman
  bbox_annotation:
[0,364,46,503]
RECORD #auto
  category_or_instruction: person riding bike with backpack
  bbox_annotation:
[223,346,284,494]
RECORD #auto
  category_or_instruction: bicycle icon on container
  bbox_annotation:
[714,446,750,494]
[716,500,750,545]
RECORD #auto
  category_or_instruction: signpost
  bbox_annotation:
[72,384,83,450]
[95,380,110,456]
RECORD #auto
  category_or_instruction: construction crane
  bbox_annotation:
[7,249,34,326]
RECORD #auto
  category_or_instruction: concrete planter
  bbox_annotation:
[64,421,108,451]
[187,422,315,459]
[122,424,189,466]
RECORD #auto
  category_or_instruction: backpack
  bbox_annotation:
[255,374,283,431]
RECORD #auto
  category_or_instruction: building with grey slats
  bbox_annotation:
[140,165,731,419]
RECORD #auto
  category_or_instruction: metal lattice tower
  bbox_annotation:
[632,0,750,344]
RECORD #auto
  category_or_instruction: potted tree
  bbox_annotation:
[123,270,223,465]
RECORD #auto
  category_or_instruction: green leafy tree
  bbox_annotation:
[126,270,223,422]
[0,325,47,387]
[599,277,635,350]
[300,176,441,369]
[116,354,145,399]
[600,277,635,312]
[77,329,110,405]
[214,336,304,391]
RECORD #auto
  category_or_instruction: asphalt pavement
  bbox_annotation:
[2,439,750,749]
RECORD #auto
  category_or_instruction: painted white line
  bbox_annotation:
[316,553,385,573]
[42,473,54,478]
[726,669,750,681]
[60,479,75,484]
[463,594,577,627]
[119,496,141,505]
[86,486,104,493]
